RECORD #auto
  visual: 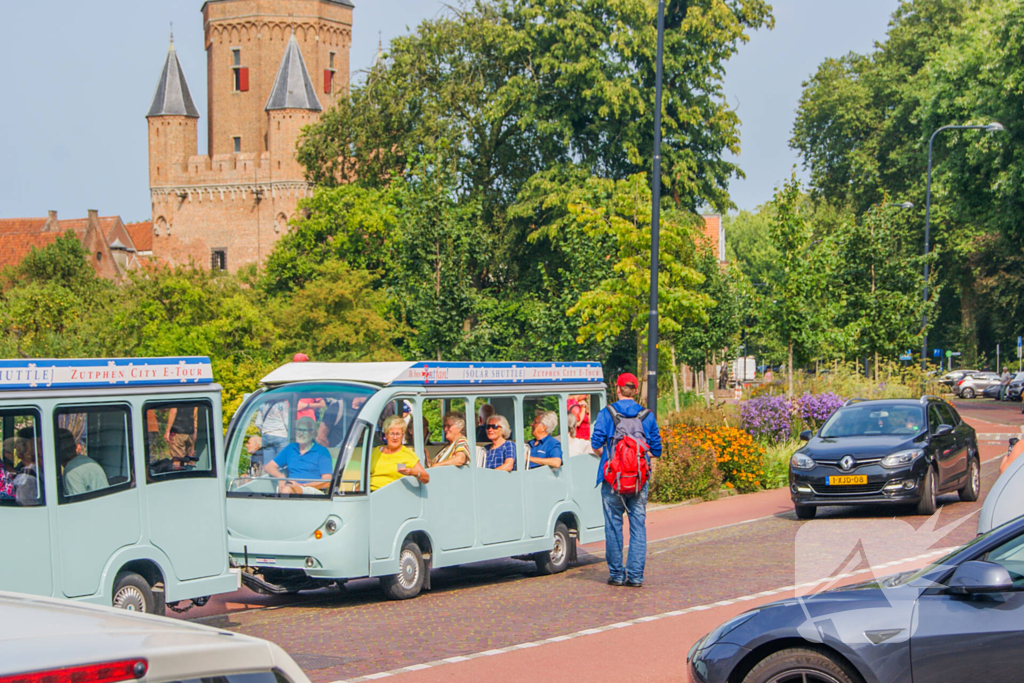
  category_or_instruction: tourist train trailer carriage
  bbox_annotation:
[0,357,239,614]
[224,361,607,599]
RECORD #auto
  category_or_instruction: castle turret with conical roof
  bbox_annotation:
[147,38,199,192]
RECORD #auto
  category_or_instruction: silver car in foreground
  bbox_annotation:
[0,591,309,683]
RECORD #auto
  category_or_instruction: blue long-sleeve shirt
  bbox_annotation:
[589,399,662,486]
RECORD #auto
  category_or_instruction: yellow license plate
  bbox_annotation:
[827,475,868,485]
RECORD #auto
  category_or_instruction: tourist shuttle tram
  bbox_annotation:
[0,357,239,614]
[224,361,606,599]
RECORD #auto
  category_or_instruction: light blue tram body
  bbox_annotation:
[0,358,238,613]
[224,361,607,596]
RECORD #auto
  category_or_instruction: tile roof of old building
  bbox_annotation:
[147,41,200,118]
[265,34,323,112]
[125,222,153,252]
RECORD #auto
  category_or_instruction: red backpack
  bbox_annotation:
[602,406,651,495]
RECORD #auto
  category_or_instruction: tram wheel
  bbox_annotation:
[112,572,155,614]
[380,540,425,600]
[534,522,572,575]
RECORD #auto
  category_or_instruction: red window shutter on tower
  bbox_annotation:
[239,67,250,92]
[324,69,333,94]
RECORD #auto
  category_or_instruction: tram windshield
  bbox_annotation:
[226,383,376,497]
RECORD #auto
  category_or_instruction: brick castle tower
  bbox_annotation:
[147,0,352,271]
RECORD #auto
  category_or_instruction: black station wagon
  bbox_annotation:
[789,397,980,519]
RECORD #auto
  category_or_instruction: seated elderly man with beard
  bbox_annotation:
[264,416,334,495]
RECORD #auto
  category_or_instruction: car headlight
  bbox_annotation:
[881,449,924,468]
[703,610,760,647]
[791,452,816,470]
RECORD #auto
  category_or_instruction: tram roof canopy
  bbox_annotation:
[261,361,605,388]
[0,357,213,391]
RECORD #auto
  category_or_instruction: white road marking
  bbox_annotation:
[330,547,956,683]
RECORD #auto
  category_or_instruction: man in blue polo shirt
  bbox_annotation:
[527,411,563,469]
[591,373,662,587]
[264,416,333,495]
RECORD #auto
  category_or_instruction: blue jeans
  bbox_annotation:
[602,482,648,583]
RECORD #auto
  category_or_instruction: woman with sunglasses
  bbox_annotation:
[483,415,515,471]
[370,415,430,491]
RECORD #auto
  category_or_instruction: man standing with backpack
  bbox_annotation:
[591,373,662,587]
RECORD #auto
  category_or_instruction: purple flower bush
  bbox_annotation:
[741,395,792,443]
[797,391,844,428]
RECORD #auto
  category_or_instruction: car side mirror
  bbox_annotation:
[799,430,813,442]
[1010,437,1020,448]
[933,424,953,437]
[948,561,1013,594]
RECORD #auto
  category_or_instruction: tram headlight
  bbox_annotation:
[305,557,315,568]
[325,518,339,534]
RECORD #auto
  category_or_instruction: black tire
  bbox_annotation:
[380,540,425,600]
[112,572,155,614]
[916,466,937,516]
[794,504,816,520]
[959,455,981,502]
[534,522,572,575]
[742,647,861,683]
[962,387,975,399]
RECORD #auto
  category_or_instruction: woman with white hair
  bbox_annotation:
[430,412,470,467]
[566,412,596,457]
[527,410,562,469]
[370,415,430,491]
[483,415,516,471]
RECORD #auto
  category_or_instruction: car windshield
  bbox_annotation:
[225,383,377,498]
[818,404,925,438]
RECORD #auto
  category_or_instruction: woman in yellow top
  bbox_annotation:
[370,415,430,492]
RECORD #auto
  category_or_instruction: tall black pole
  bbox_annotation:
[920,123,1002,371]
[921,130,937,372]
[647,0,666,415]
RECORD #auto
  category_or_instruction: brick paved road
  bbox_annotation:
[194,433,1003,683]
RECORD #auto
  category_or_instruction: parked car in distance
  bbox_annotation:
[0,589,310,683]
[982,382,1004,400]
[937,369,977,391]
[1005,371,1024,401]
[689,514,1024,683]
[955,371,1001,398]
[789,397,979,519]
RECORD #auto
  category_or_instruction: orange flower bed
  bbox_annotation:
[667,425,767,494]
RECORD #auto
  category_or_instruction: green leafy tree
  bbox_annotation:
[762,173,844,396]
[566,173,711,401]
[673,248,743,378]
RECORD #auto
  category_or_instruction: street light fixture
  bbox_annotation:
[920,123,1003,371]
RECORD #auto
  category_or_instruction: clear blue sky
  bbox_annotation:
[0,1,898,223]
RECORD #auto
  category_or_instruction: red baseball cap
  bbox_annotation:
[617,372,639,388]
[292,353,310,362]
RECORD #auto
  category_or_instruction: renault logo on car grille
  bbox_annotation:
[840,455,856,471]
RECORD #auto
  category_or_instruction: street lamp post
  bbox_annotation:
[647,0,666,414]
[920,122,1003,372]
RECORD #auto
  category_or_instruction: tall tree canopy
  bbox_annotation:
[790,0,1022,365]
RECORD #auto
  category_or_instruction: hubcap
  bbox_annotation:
[397,549,420,590]
[113,586,146,612]
[765,669,844,683]
[972,460,980,492]
[550,532,566,566]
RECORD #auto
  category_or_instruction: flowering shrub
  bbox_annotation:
[668,425,767,494]
[741,395,792,444]
[651,425,722,503]
[797,391,844,429]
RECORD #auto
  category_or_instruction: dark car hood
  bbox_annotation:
[719,581,922,650]
[804,435,920,459]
